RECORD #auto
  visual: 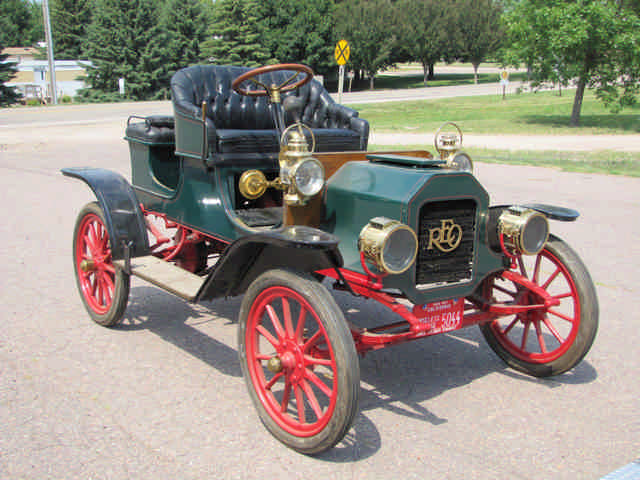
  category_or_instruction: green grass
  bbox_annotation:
[355,90,640,135]
[370,144,640,177]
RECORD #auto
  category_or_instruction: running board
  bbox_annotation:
[114,255,204,302]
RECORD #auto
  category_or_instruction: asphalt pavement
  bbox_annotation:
[0,98,638,479]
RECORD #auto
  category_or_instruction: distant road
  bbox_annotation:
[0,81,522,127]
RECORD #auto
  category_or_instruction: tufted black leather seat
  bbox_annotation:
[170,65,369,159]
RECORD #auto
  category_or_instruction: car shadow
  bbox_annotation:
[114,284,597,463]
[116,286,243,378]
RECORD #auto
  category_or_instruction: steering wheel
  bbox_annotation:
[232,64,314,99]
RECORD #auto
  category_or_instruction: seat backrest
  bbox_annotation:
[170,64,344,130]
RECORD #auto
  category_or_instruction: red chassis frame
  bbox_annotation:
[142,208,555,357]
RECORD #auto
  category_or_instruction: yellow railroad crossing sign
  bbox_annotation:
[334,40,350,66]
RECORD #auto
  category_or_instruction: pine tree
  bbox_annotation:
[0,44,21,106]
[200,0,273,67]
[152,0,208,98]
[83,0,162,100]
[51,0,93,59]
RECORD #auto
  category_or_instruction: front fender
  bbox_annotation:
[197,226,343,301]
[62,167,149,260]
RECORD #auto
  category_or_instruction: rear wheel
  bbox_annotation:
[238,270,359,455]
[73,202,130,326]
[480,235,598,377]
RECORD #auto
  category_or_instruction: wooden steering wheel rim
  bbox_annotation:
[232,63,314,97]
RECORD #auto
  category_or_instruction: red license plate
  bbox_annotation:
[412,298,465,334]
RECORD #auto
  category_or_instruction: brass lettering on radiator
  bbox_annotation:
[427,219,462,253]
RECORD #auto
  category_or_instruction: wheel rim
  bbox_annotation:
[245,286,339,437]
[75,213,115,315]
[488,248,581,363]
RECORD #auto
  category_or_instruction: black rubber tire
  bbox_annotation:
[238,269,360,455]
[480,234,598,377]
[73,202,130,327]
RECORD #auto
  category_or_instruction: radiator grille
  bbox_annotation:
[416,199,476,286]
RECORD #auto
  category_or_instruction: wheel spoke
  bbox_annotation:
[501,317,519,336]
[543,317,565,344]
[266,305,286,342]
[294,385,306,424]
[520,320,530,350]
[541,267,561,290]
[534,321,548,354]
[256,325,279,349]
[304,354,332,367]
[303,330,322,352]
[532,254,542,284]
[300,379,323,419]
[103,263,115,274]
[553,291,574,300]
[265,372,284,391]
[517,256,528,278]
[281,297,294,339]
[295,307,306,343]
[305,369,333,397]
[281,382,291,413]
[547,308,575,323]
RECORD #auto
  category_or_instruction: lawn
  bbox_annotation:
[354,90,640,135]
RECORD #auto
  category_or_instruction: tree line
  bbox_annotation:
[1,0,639,125]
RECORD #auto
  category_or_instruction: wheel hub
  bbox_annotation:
[79,259,97,272]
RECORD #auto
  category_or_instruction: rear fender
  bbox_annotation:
[62,167,149,260]
[197,226,343,301]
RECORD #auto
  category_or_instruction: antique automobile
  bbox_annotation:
[62,63,598,455]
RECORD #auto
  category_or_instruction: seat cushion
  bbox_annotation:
[216,129,280,154]
[216,128,362,154]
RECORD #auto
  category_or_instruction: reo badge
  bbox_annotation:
[427,219,462,252]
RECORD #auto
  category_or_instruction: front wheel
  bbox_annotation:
[480,235,598,377]
[73,202,130,326]
[238,270,359,455]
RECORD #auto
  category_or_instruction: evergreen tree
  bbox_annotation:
[0,0,33,46]
[262,0,336,76]
[0,43,21,106]
[200,0,273,66]
[51,0,93,59]
[83,0,162,100]
[152,0,208,98]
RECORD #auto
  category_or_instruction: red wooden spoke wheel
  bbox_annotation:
[73,202,130,326]
[239,270,359,455]
[480,235,598,377]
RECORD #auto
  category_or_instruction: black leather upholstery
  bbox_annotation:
[170,65,369,156]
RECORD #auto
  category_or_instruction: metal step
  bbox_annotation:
[114,255,205,302]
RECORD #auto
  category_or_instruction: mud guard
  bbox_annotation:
[197,226,343,301]
[61,167,149,260]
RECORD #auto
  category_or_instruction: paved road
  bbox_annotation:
[1,103,638,479]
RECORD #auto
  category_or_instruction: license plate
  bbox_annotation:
[412,298,465,334]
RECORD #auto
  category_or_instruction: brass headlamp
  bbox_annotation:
[238,124,324,206]
[358,217,418,275]
[498,206,549,256]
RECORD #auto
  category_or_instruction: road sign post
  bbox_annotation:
[334,40,350,104]
[500,70,509,100]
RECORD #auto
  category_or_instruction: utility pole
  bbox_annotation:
[42,0,58,104]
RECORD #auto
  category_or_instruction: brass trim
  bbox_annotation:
[358,217,418,275]
[499,207,549,255]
